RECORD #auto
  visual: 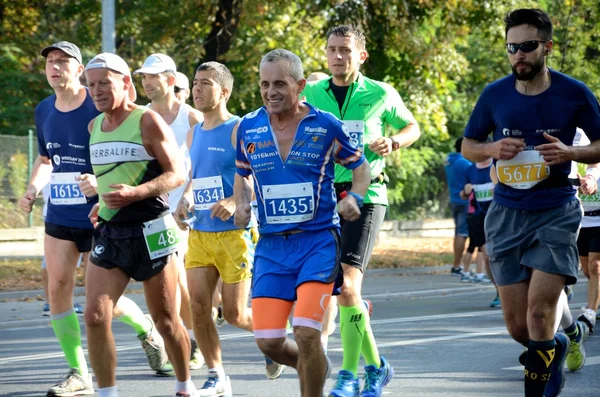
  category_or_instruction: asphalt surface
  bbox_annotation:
[0,271,598,396]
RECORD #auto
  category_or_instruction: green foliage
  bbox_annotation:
[1,0,600,219]
[8,151,28,199]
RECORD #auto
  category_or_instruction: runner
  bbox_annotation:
[83,52,195,397]
[573,130,600,334]
[462,9,600,396]
[234,48,371,397]
[302,25,420,397]
[459,157,493,285]
[445,137,472,275]
[175,72,191,103]
[21,42,166,396]
[173,60,266,396]
[134,53,205,372]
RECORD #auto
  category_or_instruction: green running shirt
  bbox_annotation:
[90,107,168,223]
[302,73,415,205]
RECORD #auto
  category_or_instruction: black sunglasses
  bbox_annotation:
[506,40,547,55]
[174,86,186,94]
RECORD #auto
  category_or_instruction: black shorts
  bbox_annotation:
[90,221,171,282]
[577,226,600,256]
[45,222,93,253]
[338,203,386,271]
[467,213,486,253]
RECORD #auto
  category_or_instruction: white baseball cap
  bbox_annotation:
[134,53,177,75]
[174,72,190,91]
[85,53,137,101]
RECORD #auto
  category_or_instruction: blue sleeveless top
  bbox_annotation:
[190,116,242,232]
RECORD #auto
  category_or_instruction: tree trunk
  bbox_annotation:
[200,0,243,64]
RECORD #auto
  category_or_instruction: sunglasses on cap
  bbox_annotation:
[506,40,547,55]
[174,86,187,94]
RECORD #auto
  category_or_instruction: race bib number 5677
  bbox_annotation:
[496,151,549,190]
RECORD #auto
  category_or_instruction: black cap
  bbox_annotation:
[40,41,82,64]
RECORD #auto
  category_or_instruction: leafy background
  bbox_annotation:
[1,0,599,220]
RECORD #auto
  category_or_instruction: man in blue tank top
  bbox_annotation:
[234,49,370,397]
[462,9,600,397]
[173,61,284,395]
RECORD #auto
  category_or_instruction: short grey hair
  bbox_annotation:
[260,49,304,81]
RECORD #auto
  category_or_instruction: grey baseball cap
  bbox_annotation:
[40,41,83,64]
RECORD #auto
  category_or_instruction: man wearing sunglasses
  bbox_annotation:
[175,72,191,104]
[462,8,600,397]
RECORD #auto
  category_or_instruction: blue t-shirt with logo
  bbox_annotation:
[236,104,366,235]
[464,69,600,210]
[35,90,99,229]
[465,164,493,214]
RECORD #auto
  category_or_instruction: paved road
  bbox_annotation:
[0,272,598,396]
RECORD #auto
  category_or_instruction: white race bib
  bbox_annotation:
[473,182,494,202]
[342,120,365,148]
[496,151,549,190]
[263,182,314,224]
[580,192,600,212]
[143,214,181,260]
[192,176,225,211]
[49,172,86,205]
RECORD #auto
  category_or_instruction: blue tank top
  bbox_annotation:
[34,90,99,229]
[190,116,242,232]
[236,104,366,235]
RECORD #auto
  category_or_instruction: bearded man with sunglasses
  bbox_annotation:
[462,8,600,397]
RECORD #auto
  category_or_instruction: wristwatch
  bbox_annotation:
[340,190,364,208]
[391,138,401,151]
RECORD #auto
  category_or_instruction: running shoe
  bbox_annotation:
[578,308,596,333]
[197,375,232,397]
[215,305,226,328]
[155,362,175,377]
[42,302,50,316]
[190,339,205,370]
[328,370,359,397]
[564,285,573,301]
[450,266,464,276]
[460,273,473,283]
[472,275,492,284]
[265,356,285,380]
[137,314,169,372]
[544,333,568,397]
[73,303,84,316]
[363,300,373,317]
[566,321,588,372]
[361,356,394,397]
[46,368,94,396]
[489,294,501,308]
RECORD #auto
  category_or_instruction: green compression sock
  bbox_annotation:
[339,305,366,377]
[51,308,88,377]
[361,308,381,368]
[115,296,152,336]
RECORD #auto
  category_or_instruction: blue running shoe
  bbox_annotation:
[544,333,568,397]
[361,356,394,397]
[490,294,501,308]
[329,370,359,397]
[42,302,50,316]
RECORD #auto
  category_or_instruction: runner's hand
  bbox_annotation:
[101,184,138,209]
[338,195,361,221]
[234,203,251,228]
[19,187,37,213]
[210,197,236,221]
[463,183,473,196]
[578,173,598,195]
[174,198,193,231]
[368,137,393,157]
[490,137,525,160]
[76,174,98,197]
[88,203,99,228]
[535,133,572,166]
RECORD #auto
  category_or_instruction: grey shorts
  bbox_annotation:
[450,203,469,237]
[485,199,581,286]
